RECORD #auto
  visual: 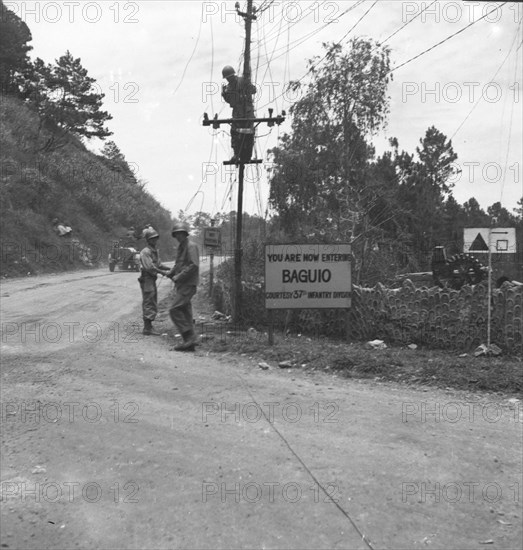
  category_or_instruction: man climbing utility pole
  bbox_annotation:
[221,65,256,163]
[203,0,285,323]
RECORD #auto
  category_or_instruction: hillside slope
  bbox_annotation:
[0,94,174,277]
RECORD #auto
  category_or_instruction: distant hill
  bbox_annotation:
[0,94,174,277]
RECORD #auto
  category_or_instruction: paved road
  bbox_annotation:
[1,269,521,549]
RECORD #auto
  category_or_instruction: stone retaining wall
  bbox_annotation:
[348,281,522,354]
[215,280,522,355]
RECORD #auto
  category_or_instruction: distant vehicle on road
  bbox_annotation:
[108,241,140,272]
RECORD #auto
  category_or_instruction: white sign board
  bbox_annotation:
[204,228,221,248]
[265,244,351,309]
[464,228,516,254]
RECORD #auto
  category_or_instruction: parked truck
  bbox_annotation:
[108,241,140,272]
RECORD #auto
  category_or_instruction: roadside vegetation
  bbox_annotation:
[0,0,173,276]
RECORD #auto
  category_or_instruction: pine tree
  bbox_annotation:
[28,51,112,151]
[0,0,33,94]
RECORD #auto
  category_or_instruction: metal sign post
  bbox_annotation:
[204,222,220,297]
[487,228,509,349]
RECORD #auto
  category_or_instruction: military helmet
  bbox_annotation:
[143,227,159,241]
[222,65,236,78]
[171,222,190,237]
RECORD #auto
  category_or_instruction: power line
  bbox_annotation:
[256,0,372,111]
[380,0,437,44]
[252,1,275,50]
[389,2,509,74]
[256,0,275,16]
[283,15,291,110]
[500,20,522,204]
[257,6,285,114]
[450,17,522,141]
[257,0,333,46]
[305,0,377,75]
[172,16,203,95]
[209,15,215,113]
[256,0,365,70]
[332,0,377,48]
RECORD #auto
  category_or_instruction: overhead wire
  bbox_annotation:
[210,14,218,216]
[254,2,296,216]
[256,0,274,16]
[389,2,509,74]
[253,13,270,216]
[499,19,522,204]
[252,1,275,56]
[209,14,215,114]
[380,0,437,44]
[257,0,331,46]
[255,3,357,214]
[255,0,366,70]
[282,11,291,111]
[258,3,285,115]
[187,11,222,215]
[256,0,373,112]
[450,17,522,141]
[302,0,378,77]
[172,16,203,96]
[328,0,377,49]
[185,15,221,214]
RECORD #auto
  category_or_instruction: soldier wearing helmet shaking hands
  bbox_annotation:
[167,223,200,351]
[139,227,171,335]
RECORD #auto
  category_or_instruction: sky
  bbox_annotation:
[8,0,523,219]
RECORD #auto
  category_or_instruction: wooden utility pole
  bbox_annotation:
[209,218,215,297]
[233,0,254,323]
[235,160,246,321]
[202,0,285,323]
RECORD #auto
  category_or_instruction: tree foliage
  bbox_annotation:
[269,39,392,241]
[514,198,523,222]
[394,126,459,265]
[0,3,112,150]
[101,140,126,163]
[0,0,33,93]
[265,37,520,283]
[22,51,112,151]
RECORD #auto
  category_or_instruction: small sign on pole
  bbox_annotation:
[204,228,221,249]
[464,228,516,254]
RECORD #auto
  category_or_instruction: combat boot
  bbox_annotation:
[173,330,198,351]
[143,319,161,336]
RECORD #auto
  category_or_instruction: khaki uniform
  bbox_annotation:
[168,239,199,335]
[139,245,168,321]
[222,75,256,161]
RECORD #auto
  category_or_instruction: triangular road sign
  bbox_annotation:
[470,232,489,251]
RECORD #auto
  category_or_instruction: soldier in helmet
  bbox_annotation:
[221,65,256,163]
[167,223,200,351]
[139,228,171,335]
